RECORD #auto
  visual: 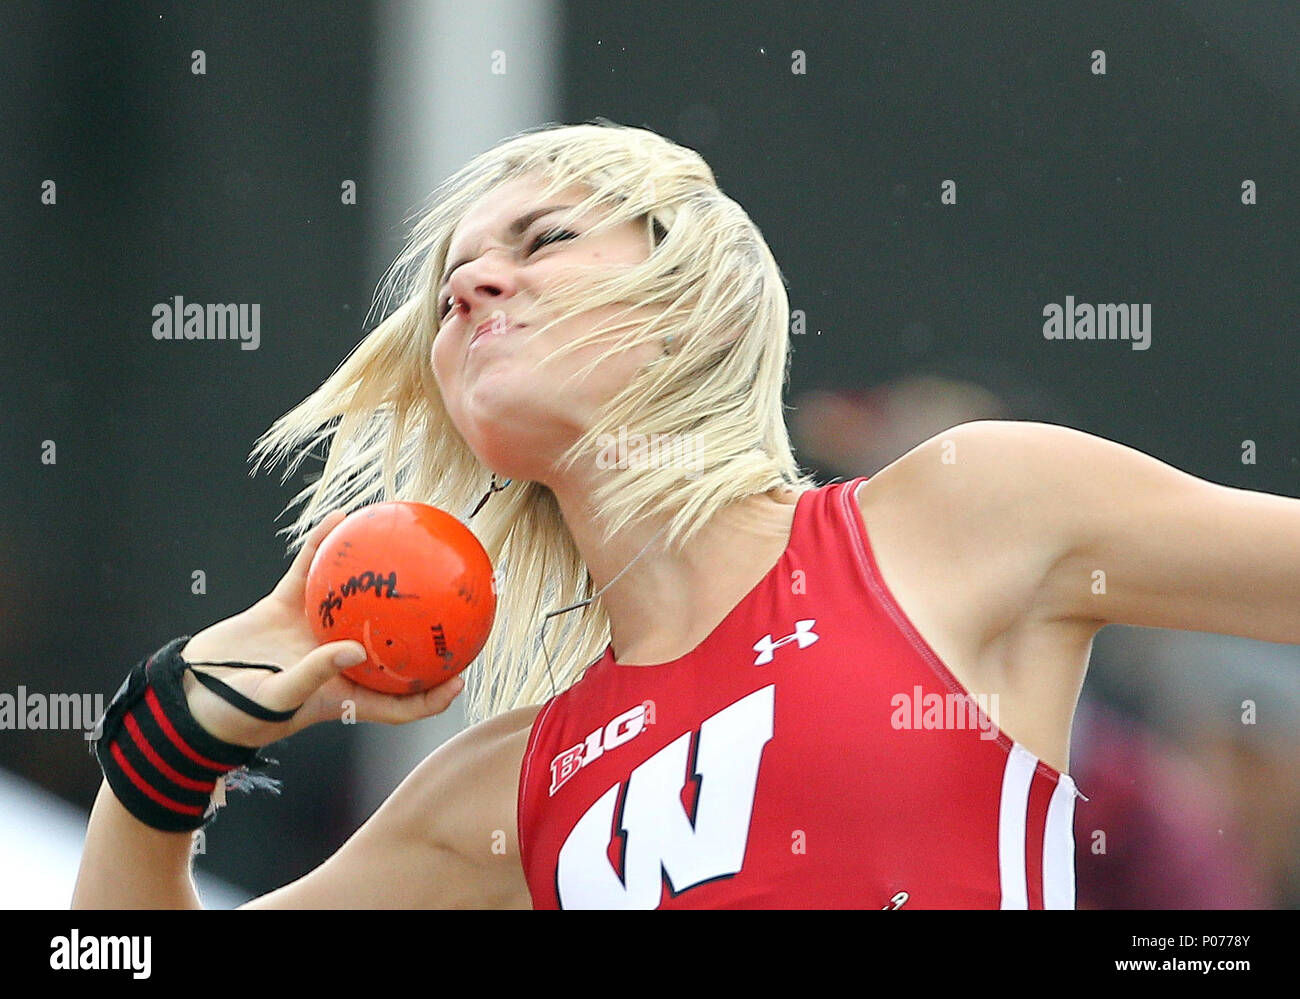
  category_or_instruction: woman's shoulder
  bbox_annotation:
[854,419,1099,645]
[856,419,1094,516]
[475,702,548,741]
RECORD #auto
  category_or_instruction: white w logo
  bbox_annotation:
[555,685,776,909]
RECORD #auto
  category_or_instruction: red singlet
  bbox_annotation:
[517,477,1082,909]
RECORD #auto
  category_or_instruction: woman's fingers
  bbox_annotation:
[271,509,348,603]
[273,639,368,710]
[277,640,467,727]
[358,675,467,725]
[310,674,467,727]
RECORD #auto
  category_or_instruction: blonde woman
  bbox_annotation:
[74,120,1300,909]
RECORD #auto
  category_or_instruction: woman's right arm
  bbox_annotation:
[72,510,533,909]
[73,701,539,910]
[74,781,202,909]
[241,702,539,909]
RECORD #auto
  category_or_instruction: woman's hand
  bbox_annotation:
[178,510,465,747]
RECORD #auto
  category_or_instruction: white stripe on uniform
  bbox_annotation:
[1042,774,1078,909]
[998,742,1038,909]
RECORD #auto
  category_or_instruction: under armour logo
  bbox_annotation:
[753,620,819,665]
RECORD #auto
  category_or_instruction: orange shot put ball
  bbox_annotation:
[304,501,497,694]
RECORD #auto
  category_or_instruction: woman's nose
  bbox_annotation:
[448,248,519,307]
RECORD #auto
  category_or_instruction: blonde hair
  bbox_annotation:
[249,118,817,722]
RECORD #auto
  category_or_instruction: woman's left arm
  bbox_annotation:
[964,420,1300,644]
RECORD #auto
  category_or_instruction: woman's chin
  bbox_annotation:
[463,427,556,486]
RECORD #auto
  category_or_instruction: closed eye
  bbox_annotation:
[530,227,578,252]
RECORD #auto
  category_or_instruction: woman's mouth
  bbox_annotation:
[471,318,524,347]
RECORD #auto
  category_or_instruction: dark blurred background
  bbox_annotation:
[1,0,1296,907]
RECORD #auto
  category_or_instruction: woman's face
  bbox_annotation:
[432,173,662,484]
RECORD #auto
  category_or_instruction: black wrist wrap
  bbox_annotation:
[89,636,299,833]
